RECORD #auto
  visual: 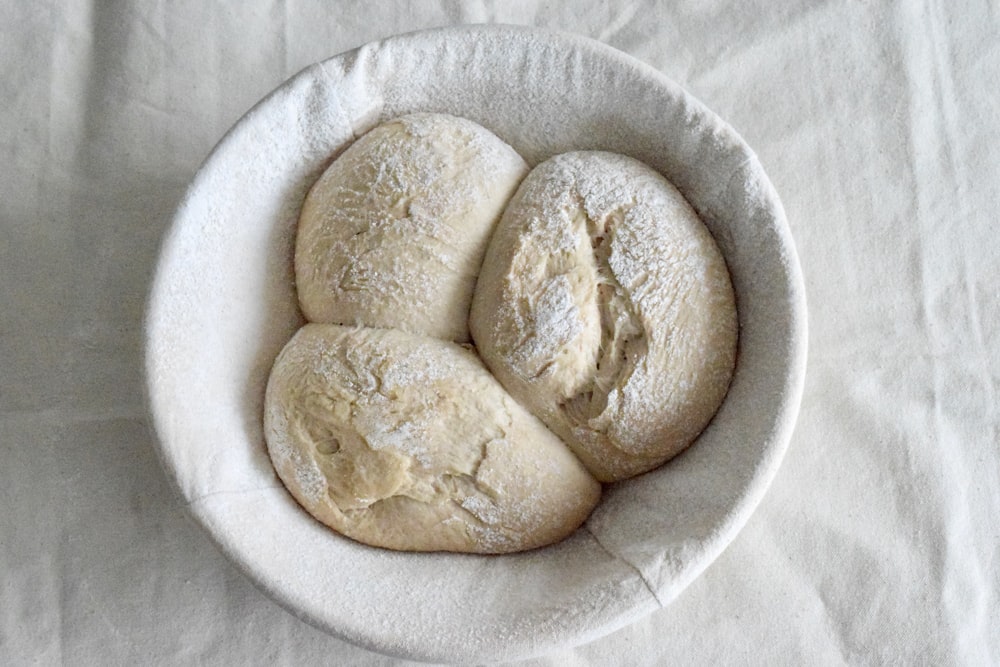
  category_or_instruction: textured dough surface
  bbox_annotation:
[295,113,528,343]
[264,323,601,553]
[470,151,738,482]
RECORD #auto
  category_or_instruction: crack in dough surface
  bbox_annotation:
[471,151,738,482]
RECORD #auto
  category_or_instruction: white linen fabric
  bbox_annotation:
[1,1,997,665]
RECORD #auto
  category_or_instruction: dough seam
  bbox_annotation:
[560,195,646,428]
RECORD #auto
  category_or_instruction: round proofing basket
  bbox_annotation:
[145,24,807,664]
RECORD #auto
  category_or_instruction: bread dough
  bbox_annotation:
[264,323,601,553]
[470,151,738,483]
[295,113,528,343]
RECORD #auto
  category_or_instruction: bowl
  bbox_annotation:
[145,24,807,663]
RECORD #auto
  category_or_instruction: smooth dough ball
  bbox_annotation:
[470,151,738,483]
[263,323,601,554]
[295,113,528,343]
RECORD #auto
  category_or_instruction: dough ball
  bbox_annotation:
[263,323,601,554]
[470,151,738,483]
[295,113,528,343]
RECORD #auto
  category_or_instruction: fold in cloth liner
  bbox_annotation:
[145,25,807,664]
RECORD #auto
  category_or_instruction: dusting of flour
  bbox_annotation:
[471,150,738,482]
[263,323,600,554]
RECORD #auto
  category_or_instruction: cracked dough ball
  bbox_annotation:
[470,151,738,483]
[264,323,601,553]
[295,113,528,343]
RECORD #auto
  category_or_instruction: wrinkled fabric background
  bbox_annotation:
[2,1,997,665]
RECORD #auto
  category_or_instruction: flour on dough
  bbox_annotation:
[470,151,738,482]
[295,113,528,343]
[264,324,601,553]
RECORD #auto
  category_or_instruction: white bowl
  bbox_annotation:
[145,25,807,663]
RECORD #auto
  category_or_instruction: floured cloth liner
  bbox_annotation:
[145,25,805,663]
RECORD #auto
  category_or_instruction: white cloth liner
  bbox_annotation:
[144,25,807,664]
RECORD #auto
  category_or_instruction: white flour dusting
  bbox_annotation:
[295,112,528,343]
[263,324,600,554]
[471,150,738,482]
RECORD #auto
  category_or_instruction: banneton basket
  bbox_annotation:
[145,24,807,664]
